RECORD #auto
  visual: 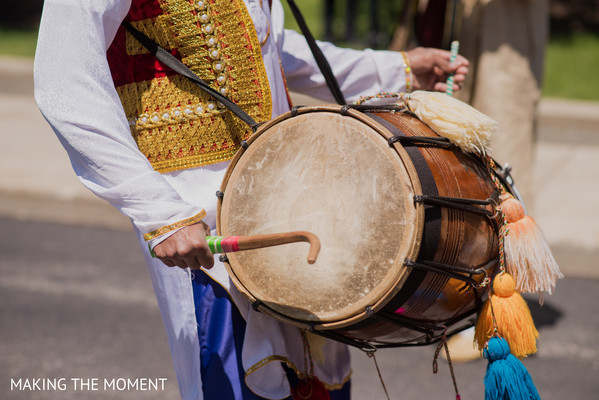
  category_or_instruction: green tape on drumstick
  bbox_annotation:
[148,232,318,263]
[445,40,460,96]
[207,236,222,254]
[149,236,241,258]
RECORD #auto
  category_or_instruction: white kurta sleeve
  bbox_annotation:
[34,0,206,241]
[280,28,408,103]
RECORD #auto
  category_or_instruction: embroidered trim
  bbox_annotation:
[246,355,290,376]
[143,210,207,241]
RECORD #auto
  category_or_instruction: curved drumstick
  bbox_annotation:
[150,231,321,264]
[207,231,321,264]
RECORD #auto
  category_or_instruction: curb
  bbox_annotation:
[0,56,34,96]
[538,98,599,145]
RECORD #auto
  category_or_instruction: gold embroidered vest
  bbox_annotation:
[107,0,272,173]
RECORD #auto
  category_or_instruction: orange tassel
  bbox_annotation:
[475,273,539,358]
[500,196,563,295]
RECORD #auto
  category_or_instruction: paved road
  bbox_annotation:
[1,217,597,400]
[0,218,178,400]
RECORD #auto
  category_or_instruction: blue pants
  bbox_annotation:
[191,270,351,400]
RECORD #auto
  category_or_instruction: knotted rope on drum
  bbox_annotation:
[387,134,455,149]
[404,258,493,289]
[413,194,496,218]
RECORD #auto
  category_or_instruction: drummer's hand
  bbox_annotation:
[406,47,469,93]
[152,221,215,270]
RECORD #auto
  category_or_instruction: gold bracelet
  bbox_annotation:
[401,51,413,93]
[143,211,207,241]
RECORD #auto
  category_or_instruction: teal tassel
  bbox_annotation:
[483,337,541,400]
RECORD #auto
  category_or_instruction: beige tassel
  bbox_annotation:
[500,196,563,295]
[401,91,498,155]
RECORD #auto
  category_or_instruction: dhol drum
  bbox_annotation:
[217,105,501,349]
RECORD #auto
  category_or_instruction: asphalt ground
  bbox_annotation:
[1,217,597,400]
[1,56,598,399]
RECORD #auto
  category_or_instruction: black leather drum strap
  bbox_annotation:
[285,0,346,105]
[367,113,442,263]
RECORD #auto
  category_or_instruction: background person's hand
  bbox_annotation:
[407,47,469,93]
[152,221,215,270]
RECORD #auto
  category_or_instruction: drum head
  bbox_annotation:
[218,106,423,329]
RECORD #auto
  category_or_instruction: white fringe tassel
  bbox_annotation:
[501,197,564,295]
[504,217,564,295]
[402,91,498,155]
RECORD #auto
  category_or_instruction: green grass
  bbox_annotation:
[282,0,323,37]
[542,32,599,101]
[0,28,38,58]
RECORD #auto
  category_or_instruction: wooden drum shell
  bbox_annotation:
[217,106,498,347]
[337,112,498,346]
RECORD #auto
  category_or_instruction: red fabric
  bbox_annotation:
[291,377,331,400]
[126,0,163,21]
[107,0,180,87]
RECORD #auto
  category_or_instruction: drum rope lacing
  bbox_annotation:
[249,293,478,352]
[373,110,501,220]
[242,255,496,354]
[413,194,497,218]
[233,206,497,352]
[404,258,494,289]
[388,134,455,148]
